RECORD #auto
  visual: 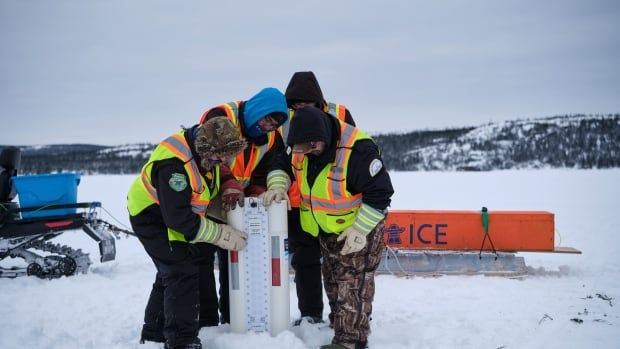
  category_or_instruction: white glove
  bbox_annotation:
[337,226,367,255]
[213,224,248,251]
[262,187,290,207]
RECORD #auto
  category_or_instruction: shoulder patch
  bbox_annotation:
[169,173,188,192]
[369,159,383,177]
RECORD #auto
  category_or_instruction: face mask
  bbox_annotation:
[246,123,266,138]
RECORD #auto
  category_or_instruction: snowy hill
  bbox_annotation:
[3,113,619,174]
[9,143,153,174]
[374,113,620,171]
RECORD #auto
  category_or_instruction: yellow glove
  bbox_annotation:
[337,226,367,255]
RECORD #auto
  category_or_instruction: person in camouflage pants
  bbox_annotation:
[320,220,386,346]
[263,106,394,349]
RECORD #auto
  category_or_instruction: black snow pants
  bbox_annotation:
[130,209,220,348]
[288,207,324,318]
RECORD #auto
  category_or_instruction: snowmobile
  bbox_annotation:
[0,146,134,279]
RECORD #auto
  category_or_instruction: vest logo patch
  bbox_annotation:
[169,173,188,192]
[369,159,383,177]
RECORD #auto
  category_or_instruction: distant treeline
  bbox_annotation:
[3,113,619,174]
[373,113,620,171]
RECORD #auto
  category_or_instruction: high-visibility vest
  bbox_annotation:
[201,102,276,188]
[292,120,371,236]
[281,102,350,208]
[127,131,219,242]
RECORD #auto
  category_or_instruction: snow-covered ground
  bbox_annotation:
[1,170,619,349]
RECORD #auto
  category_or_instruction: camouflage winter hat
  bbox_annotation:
[195,116,247,162]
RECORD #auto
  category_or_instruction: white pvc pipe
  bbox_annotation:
[227,198,290,336]
[227,202,247,334]
[267,200,290,335]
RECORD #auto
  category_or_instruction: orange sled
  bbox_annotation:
[378,209,581,276]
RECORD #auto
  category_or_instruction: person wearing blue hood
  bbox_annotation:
[197,87,289,325]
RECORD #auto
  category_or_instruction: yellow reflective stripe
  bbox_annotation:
[224,102,240,125]
[267,170,290,189]
[194,216,221,242]
[352,203,385,234]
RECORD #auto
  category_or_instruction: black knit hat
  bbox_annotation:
[286,106,331,146]
[284,71,325,108]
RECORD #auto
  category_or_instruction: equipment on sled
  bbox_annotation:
[0,146,133,279]
[380,209,581,276]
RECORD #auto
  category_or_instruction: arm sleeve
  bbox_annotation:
[153,160,202,241]
[346,140,394,211]
[219,163,237,184]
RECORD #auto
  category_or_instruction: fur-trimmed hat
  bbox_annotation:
[195,117,247,166]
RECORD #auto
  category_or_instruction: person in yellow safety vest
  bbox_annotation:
[198,87,289,324]
[279,71,357,326]
[127,116,248,349]
[264,106,394,349]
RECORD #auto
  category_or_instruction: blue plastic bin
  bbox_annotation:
[11,173,81,219]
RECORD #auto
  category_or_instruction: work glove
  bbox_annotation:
[191,217,248,251]
[262,170,291,209]
[213,224,248,251]
[262,187,289,206]
[337,203,387,255]
[337,226,367,255]
[221,178,244,211]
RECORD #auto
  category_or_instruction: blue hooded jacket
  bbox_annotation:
[243,87,289,138]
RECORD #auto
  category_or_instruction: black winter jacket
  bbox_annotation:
[132,126,235,241]
[275,107,393,212]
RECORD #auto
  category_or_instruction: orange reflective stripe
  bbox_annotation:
[337,104,346,121]
[288,180,301,208]
[140,172,159,204]
[231,128,276,188]
[325,103,347,122]
[160,140,188,161]
[297,121,366,214]
[184,162,201,194]
[200,101,241,124]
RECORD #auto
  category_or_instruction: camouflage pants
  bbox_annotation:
[319,220,385,344]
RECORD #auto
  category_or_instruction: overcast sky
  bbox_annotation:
[1,0,619,145]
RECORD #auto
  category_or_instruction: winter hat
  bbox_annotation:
[285,71,325,108]
[286,106,331,146]
[195,117,247,168]
[243,87,289,138]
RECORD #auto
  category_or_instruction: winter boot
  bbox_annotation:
[293,315,324,326]
[318,344,352,349]
[319,341,368,349]
[164,337,202,349]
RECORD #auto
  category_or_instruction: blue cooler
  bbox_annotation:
[11,173,81,219]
